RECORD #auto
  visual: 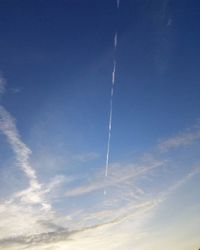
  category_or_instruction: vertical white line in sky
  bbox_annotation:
[117,0,120,9]
[114,32,118,49]
[104,2,120,195]
[104,35,118,194]
[112,60,117,85]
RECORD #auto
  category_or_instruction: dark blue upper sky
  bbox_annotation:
[1,0,200,162]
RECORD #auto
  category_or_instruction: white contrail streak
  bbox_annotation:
[105,98,113,177]
[0,106,51,208]
[117,0,120,9]
[114,32,118,49]
[104,3,120,195]
[0,106,53,209]
[112,60,117,85]
[0,106,38,185]
[105,33,118,182]
[0,75,6,95]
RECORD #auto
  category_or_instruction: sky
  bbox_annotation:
[0,0,200,249]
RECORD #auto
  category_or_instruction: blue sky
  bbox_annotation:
[0,0,200,249]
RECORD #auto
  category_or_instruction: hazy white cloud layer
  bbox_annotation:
[0,105,200,250]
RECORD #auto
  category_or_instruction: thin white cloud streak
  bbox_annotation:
[117,0,120,9]
[112,60,116,85]
[13,174,65,209]
[0,76,50,209]
[0,75,6,95]
[161,167,200,196]
[64,165,200,233]
[105,109,112,177]
[0,106,38,185]
[0,106,51,208]
[9,87,21,94]
[66,124,200,198]
[105,33,118,179]
[73,152,99,163]
[66,159,166,197]
[158,125,200,151]
[114,32,118,49]
[101,168,200,246]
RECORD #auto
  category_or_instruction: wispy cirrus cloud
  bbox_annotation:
[158,124,200,151]
[0,104,69,244]
[65,159,166,198]
[72,152,99,163]
[0,106,51,210]
[0,106,38,184]
[64,124,200,199]
[0,167,198,250]
[0,199,156,248]
[0,101,200,250]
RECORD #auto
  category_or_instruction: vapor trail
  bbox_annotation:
[0,106,38,186]
[105,33,118,181]
[114,32,118,49]
[104,3,120,195]
[0,105,51,209]
[117,0,120,9]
